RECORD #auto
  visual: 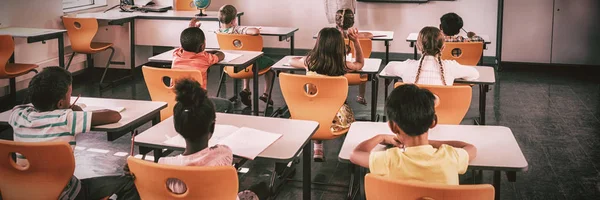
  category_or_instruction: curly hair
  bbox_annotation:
[173,78,216,140]
[28,67,72,112]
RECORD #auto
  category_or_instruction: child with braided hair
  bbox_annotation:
[384,26,479,86]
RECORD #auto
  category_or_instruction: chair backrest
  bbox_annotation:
[441,42,484,66]
[0,140,75,200]
[216,33,264,51]
[279,73,348,140]
[142,66,203,121]
[346,38,373,58]
[394,83,472,125]
[127,157,239,200]
[0,35,15,78]
[174,0,196,11]
[365,174,494,200]
[62,17,99,53]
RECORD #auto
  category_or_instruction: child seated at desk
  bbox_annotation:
[218,4,276,107]
[158,78,269,200]
[8,67,139,200]
[172,23,234,113]
[440,12,485,57]
[336,8,372,105]
[384,27,479,86]
[289,27,364,162]
[350,84,477,185]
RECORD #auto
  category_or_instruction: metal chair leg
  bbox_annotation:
[265,70,276,116]
[216,70,226,98]
[65,52,76,71]
[99,47,115,86]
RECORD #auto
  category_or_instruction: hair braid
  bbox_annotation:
[415,55,425,84]
[436,54,447,86]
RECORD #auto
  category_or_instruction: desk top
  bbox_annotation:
[406,33,491,44]
[135,114,319,161]
[338,122,528,171]
[74,10,243,22]
[313,30,394,41]
[148,49,263,67]
[0,97,167,133]
[378,61,496,85]
[0,27,66,38]
[240,26,299,37]
[271,56,382,74]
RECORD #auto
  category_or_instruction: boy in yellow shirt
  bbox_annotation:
[350,84,477,185]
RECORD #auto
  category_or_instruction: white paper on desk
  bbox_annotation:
[77,103,125,113]
[217,127,282,160]
[163,124,239,148]
[222,52,243,63]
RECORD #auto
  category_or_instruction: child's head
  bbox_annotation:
[218,5,238,26]
[385,84,437,138]
[173,78,216,142]
[440,12,463,36]
[417,26,444,56]
[180,27,206,53]
[305,27,347,76]
[335,8,355,30]
[28,67,73,112]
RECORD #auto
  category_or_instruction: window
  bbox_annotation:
[63,0,107,12]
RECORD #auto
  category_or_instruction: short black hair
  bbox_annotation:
[440,12,463,36]
[173,78,216,140]
[385,84,436,136]
[28,67,72,112]
[180,27,206,53]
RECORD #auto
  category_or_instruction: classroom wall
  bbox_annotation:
[205,0,498,57]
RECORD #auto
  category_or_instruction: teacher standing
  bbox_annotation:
[325,0,356,23]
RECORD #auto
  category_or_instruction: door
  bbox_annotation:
[552,0,600,65]
[502,0,554,63]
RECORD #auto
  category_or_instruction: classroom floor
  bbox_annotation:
[1,57,599,200]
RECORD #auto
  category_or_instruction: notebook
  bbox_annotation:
[163,125,282,160]
[77,103,126,113]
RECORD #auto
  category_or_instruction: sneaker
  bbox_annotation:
[356,96,367,105]
[313,142,325,162]
[239,89,252,107]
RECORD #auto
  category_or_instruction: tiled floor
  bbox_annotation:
[1,59,599,199]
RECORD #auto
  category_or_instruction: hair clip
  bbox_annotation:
[184,109,190,112]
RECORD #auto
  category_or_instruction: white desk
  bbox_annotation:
[339,122,528,199]
[406,32,492,60]
[272,56,382,121]
[134,113,318,200]
[0,27,67,68]
[0,97,167,141]
[148,50,264,116]
[313,30,394,64]
[378,61,496,125]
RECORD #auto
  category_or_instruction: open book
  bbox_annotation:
[77,103,126,113]
[163,124,282,160]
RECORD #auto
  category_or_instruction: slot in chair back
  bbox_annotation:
[0,141,75,200]
[394,83,472,125]
[174,0,196,11]
[127,157,239,200]
[441,42,484,66]
[279,73,349,140]
[62,17,99,54]
[142,66,203,121]
[365,174,494,200]
[344,38,372,85]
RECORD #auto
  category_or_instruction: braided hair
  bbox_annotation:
[415,27,447,86]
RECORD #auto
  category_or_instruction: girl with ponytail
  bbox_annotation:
[158,78,270,200]
[384,26,479,86]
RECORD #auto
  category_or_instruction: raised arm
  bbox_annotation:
[346,28,365,71]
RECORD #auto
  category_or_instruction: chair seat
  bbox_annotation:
[345,73,368,85]
[2,63,38,78]
[224,66,271,79]
[77,42,113,54]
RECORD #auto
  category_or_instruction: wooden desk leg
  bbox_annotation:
[370,75,379,122]
[252,60,259,116]
[479,85,489,125]
[302,141,312,200]
[58,36,65,68]
[493,170,501,200]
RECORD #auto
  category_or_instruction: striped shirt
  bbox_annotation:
[218,26,249,34]
[9,105,93,200]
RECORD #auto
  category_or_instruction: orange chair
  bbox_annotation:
[395,83,472,125]
[0,35,39,104]
[127,157,239,200]
[441,42,483,66]
[345,38,372,85]
[215,33,275,107]
[62,17,115,87]
[0,140,74,200]
[142,66,203,121]
[279,73,349,140]
[365,174,494,200]
[174,0,196,11]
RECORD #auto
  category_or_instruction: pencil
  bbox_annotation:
[70,94,81,108]
[130,130,137,156]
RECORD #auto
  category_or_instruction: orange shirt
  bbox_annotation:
[171,48,220,90]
